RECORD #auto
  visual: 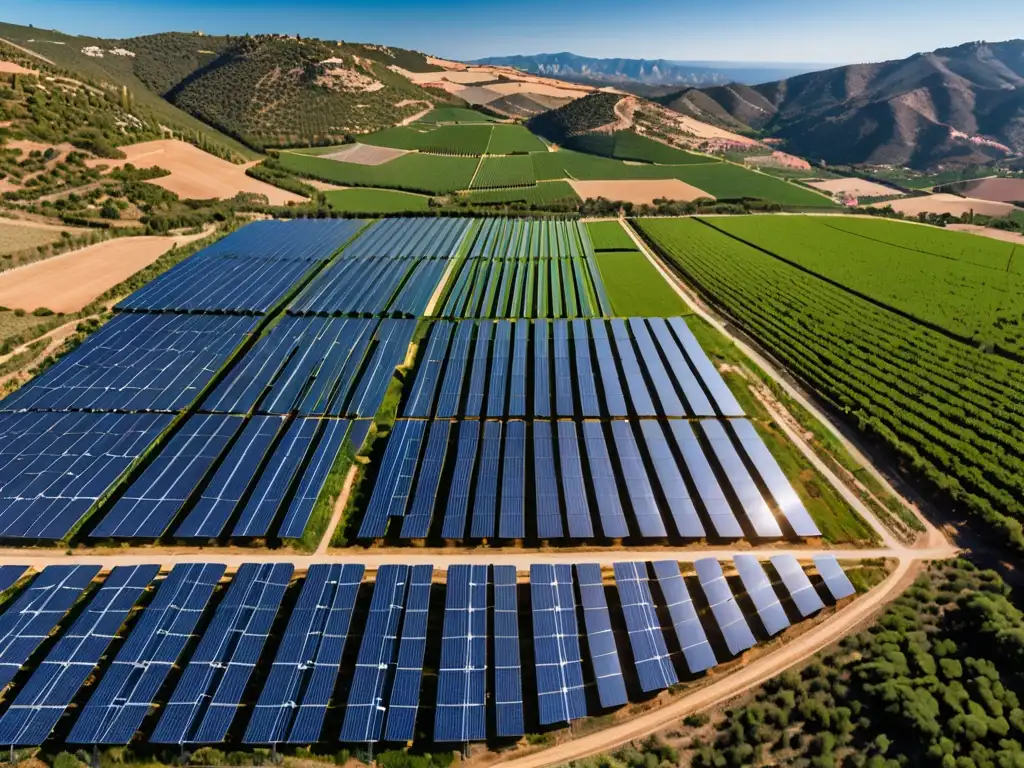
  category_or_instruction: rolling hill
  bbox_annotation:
[658,39,1024,169]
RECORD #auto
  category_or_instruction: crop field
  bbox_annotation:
[596,251,689,317]
[470,155,536,189]
[279,151,479,194]
[636,216,1024,556]
[323,188,432,213]
[465,181,581,206]
[360,124,493,155]
[588,220,643,251]
[485,123,548,154]
[570,130,712,165]
[674,164,835,206]
[416,106,501,123]
[706,215,1024,355]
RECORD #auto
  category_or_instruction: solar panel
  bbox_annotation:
[612,562,677,692]
[533,422,563,539]
[279,418,352,539]
[556,422,594,539]
[441,421,480,540]
[581,422,630,539]
[435,321,473,418]
[609,320,655,416]
[508,321,529,417]
[401,420,452,539]
[650,561,717,674]
[493,566,524,737]
[590,321,627,417]
[645,318,714,417]
[340,565,409,743]
[638,421,705,538]
[176,416,286,539]
[245,564,364,744]
[665,318,744,417]
[769,556,825,617]
[232,418,323,537]
[403,322,453,418]
[693,559,756,656]
[667,421,743,538]
[93,414,244,539]
[700,421,782,538]
[553,320,574,416]
[499,421,526,539]
[572,320,600,417]
[627,318,684,417]
[68,563,225,745]
[731,420,820,537]
[812,555,856,601]
[0,412,173,540]
[0,564,157,746]
[0,566,27,595]
[533,320,551,418]
[434,564,488,742]
[574,564,627,708]
[732,556,790,636]
[470,421,502,539]
[529,564,586,725]
[359,419,427,538]
[348,320,417,418]
[487,321,512,418]
[151,563,293,745]
[610,421,666,538]
[464,322,492,418]
[383,564,433,743]
[0,564,99,694]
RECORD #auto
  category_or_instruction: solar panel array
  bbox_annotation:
[438,219,611,319]
[358,418,815,542]
[117,219,364,314]
[0,557,859,746]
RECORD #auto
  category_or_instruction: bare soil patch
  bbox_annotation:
[874,192,1017,218]
[569,178,714,205]
[320,143,409,166]
[0,229,212,312]
[450,85,503,105]
[946,223,1024,244]
[86,139,304,205]
[0,60,34,75]
[807,177,903,198]
[958,177,1024,204]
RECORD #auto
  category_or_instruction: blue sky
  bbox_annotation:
[3,0,1019,63]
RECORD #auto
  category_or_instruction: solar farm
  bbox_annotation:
[0,215,894,761]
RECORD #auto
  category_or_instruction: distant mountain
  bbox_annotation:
[661,39,1024,169]
[469,52,818,87]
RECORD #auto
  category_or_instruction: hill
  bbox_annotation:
[526,92,623,142]
[660,39,1024,169]
[471,52,818,86]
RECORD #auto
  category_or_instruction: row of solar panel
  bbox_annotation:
[0,314,260,414]
[401,317,742,420]
[342,218,472,261]
[203,318,416,417]
[0,557,855,746]
[467,219,588,261]
[91,415,371,540]
[117,220,366,314]
[357,418,820,541]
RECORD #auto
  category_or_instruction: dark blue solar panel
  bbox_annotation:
[435,322,473,418]
[533,320,551,418]
[645,318,715,417]
[343,218,470,260]
[93,414,244,539]
[176,416,286,539]
[464,322,492,418]
[530,564,586,725]
[434,565,488,742]
[700,421,782,538]
[769,555,825,618]
[668,421,743,539]
[575,564,627,708]
[508,321,529,417]
[470,421,502,539]
[279,418,352,539]
[499,421,526,539]
[403,322,453,418]
[581,422,629,539]
[613,562,677,692]
[383,564,433,743]
[245,564,364,745]
[359,419,426,539]
[693,558,756,657]
[340,565,409,743]
[553,320,574,417]
[68,563,225,745]
[441,421,480,540]
[572,320,600,417]
[590,321,627,418]
[665,318,744,417]
[487,321,512,418]
[533,422,563,539]
[651,561,717,673]
[151,563,293,745]
[733,555,790,636]
[349,320,417,418]
[628,319,684,418]
[610,421,666,538]
[0,565,99,694]
[609,320,656,417]
[0,564,157,746]
[0,566,27,595]
[401,420,452,539]
[556,422,594,538]
[638,421,705,538]
[493,565,524,737]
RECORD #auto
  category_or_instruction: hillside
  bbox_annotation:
[660,39,1024,169]
[526,92,623,142]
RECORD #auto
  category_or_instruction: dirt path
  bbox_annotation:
[316,465,359,555]
[398,102,434,126]
[0,38,55,65]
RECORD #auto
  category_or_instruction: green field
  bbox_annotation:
[323,188,432,213]
[636,216,1024,558]
[470,155,536,189]
[359,124,493,155]
[596,251,687,316]
[279,151,479,194]
[587,221,638,251]
[416,107,501,123]
[485,124,548,154]
[706,215,1024,354]
[570,130,712,165]
[465,181,580,207]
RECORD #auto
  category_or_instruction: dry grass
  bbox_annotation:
[0,221,73,256]
[807,178,903,197]
[874,192,1017,217]
[570,178,714,204]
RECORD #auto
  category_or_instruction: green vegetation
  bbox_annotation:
[361,124,492,155]
[485,124,547,154]
[527,92,623,142]
[587,220,638,251]
[707,215,1024,355]
[569,130,711,165]
[675,164,835,206]
[470,155,536,189]
[596,251,688,316]
[636,216,1024,557]
[416,107,500,124]
[869,164,998,189]
[324,188,431,213]
[279,151,479,195]
[463,181,580,208]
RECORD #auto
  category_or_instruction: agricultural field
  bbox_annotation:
[0,220,71,256]
[485,124,548,154]
[360,124,493,155]
[464,181,581,207]
[416,106,501,123]
[278,151,479,194]
[470,155,536,188]
[323,188,432,213]
[706,215,1024,355]
[636,216,1024,556]
[570,130,713,165]
[596,251,689,316]
[588,220,640,251]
